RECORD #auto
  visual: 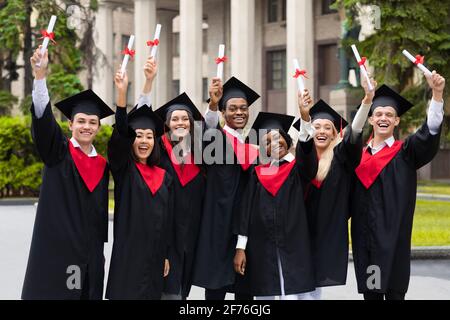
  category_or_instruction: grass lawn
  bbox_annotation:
[417,180,450,196]
[412,200,450,246]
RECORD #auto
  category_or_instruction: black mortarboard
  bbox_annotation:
[127,105,164,137]
[55,89,114,120]
[251,112,295,145]
[213,76,260,111]
[155,92,204,122]
[370,84,414,116]
[293,99,348,133]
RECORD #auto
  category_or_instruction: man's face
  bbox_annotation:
[69,113,100,145]
[222,98,249,130]
[368,106,400,139]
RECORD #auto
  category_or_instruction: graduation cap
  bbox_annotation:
[251,112,295,145]
[210,76,260,111]
[127,105,165,137]
[55,89,114,120]
[293,99,348,134]
[155,92,204,122]
[370,84,414,117]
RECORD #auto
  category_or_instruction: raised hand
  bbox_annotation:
[298,89,313,122]
[362,74,377,104]
[30,46,48,80]
[209,77,223,111]
[114,68,129,108]
[426,71,446,102]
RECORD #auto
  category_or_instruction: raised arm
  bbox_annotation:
[404,71,446,169]
[136,56,157,109]
[108,69,135,173]
[336,77,377,169]
[30,46,66,166]
[295,89,318,181]
[204,77,223,129]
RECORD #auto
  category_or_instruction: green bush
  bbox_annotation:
[0,115,112,197]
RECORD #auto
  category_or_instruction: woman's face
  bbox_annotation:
[132,128,155,163]
[262,130,289,160]
[313,119,337,151]
[169,110,191,139]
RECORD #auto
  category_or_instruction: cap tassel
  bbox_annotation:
[340,118,343,139]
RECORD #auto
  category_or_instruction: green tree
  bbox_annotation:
[334,0,450,140]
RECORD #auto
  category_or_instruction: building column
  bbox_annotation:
[179,0,203,106]
[286,0,314,117]
[155,10,176,108]
[93,1,114,123]
[134,0,157,104]
[230,0,255,87]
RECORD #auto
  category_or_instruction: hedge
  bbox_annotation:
[0,115,112,197]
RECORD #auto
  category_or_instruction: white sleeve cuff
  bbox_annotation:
[137,93,152,109]
[205,107,220,129]
[32,78,50,119]
[427,99,444,135]
[298,118,315,142]
[236,235,248,250]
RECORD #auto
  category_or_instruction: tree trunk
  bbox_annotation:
[23,0,33,97]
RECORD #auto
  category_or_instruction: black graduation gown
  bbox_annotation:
[22,103,109,300]
[238,139,318,296]
[351,122,441,294]
[105,108,174,300]
[192,125,258,290]
[159,136,206,298]
[305,127,362,287]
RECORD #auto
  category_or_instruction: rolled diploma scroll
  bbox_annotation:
[150,24,162,58]
[402,49,432,77]
[216,44,225,80]
[121,35,135,76]
[293,59,306,93]
[36,15,57,67]
[351,44,373,91]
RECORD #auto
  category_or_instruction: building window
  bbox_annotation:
[318,44,340,86]
[203,78,209,102]
[267,50,286,90]
[173,80,180,97]
[203,28,208,54]
[268,0,278,23]
[322,0,337,15]
[267,0,286,23]
[173,32,180,57]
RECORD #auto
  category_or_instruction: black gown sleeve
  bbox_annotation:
[30,102,67,167]
[107,107,136,175]
[237,171,258,237]
[295,138,318,182]
[165,173,175,260]
[334,126,363,170]
[403,120,442,170]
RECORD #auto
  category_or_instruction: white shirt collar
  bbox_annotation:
[70,137,98,157]
[270,152,295,166]
[368,136,395,154]
[223,124,245,143]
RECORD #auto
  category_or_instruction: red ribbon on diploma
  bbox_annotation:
[146,39,160,47]
[358,57,368,70]
[293,69,308,79]
[414,55,425,65]
[215,56,228,64]
[39,30,56,44]
[122,47,135,59]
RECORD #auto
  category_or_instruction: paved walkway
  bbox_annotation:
[1,205,449,300]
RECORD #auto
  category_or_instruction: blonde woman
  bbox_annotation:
[294,78,375,299]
